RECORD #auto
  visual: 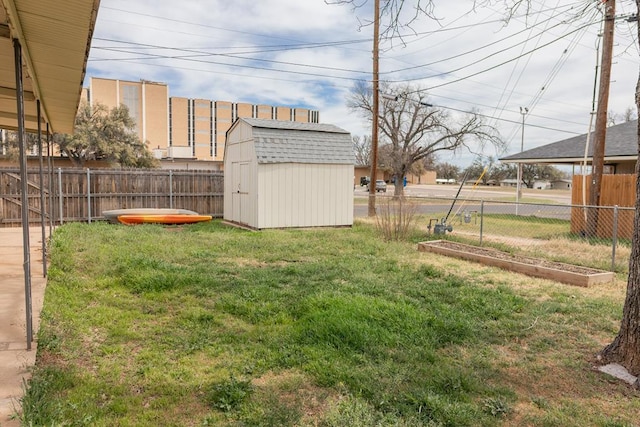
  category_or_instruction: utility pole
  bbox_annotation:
[368,0,380,217]
[588,0,615,235]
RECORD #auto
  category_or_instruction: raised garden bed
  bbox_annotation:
[417,240,615,287]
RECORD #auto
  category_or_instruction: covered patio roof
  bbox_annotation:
[0,0,99,133]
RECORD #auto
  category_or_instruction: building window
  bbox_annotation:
[121,85,140,133]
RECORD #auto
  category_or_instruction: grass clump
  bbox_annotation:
[205,375,253,412]
[19,220,640,426]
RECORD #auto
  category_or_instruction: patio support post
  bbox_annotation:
[37,99,47,277]
[47,124,54,232]
[14,38,33,350]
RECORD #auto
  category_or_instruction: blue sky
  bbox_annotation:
[86,0,639,168]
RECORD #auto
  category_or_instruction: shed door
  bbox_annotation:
[231,161,250,225]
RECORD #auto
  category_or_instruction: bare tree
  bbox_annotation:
[623,106,637,122]
[352,135,372,166]
[349,81,503,196]
[324,0,436,41]
[608,107,638,125]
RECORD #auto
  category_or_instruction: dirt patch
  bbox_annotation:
[251,370,338,423]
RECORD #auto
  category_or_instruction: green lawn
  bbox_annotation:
[21,220,639,426]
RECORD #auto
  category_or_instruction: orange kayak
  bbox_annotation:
[103,208,198,224]
[117,214,212,225]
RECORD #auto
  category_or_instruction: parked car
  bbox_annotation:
[360,176,370,186]
[367,179,387,192]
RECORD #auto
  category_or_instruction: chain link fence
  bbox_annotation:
[370,195,633,274]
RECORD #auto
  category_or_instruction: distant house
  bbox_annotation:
[550,179,572,190]
[500,120,637,239]
[499,178,520,188]
[223,118,354,230]
[532,180,551,190]
[500,120,637,174]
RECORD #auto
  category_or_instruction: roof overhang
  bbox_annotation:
[502,155,638,165]
[0,0,99,133]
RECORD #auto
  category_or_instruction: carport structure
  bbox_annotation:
[0,0,99,349]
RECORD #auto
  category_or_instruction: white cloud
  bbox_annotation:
[87,0,639,167]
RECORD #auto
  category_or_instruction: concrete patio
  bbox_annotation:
[0,227,49,426]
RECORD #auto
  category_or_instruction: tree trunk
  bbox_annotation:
[598,18,640,379]
[394,178,404,197]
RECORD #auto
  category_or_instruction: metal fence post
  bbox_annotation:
[87,168,91,223]
[169,170,173,208]
[58,167,63,224]
[479,199,484,246]
[612,205,618,272]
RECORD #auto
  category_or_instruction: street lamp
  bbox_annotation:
[516,107,528,214]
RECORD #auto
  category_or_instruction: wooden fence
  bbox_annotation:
[571,174,635,239]
[0,168,224,226]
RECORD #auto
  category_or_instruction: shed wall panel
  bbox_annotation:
[257,163,353,229]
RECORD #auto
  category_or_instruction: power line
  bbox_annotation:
[92,38,370,76]
[398,19,599,89]
[382,1,585,75]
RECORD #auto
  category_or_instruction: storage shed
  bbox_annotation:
[224,118,354,229]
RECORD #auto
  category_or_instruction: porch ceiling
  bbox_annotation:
[0,0,99,134]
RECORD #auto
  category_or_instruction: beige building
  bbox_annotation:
[85,77,320,165]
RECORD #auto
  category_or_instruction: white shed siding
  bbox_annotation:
[257,163,353,229]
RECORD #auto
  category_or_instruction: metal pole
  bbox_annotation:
[58,167,63,224]
[37,100,47,277]
[14,38,33,350]
[611,205,618,272]
[479,200,485,246]
[86,168,91,223]
[516,107,527,215]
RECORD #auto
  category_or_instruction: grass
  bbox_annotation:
[20,220,640,426]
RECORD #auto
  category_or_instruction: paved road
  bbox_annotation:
[354,184,573,220]
[355,183,572,205]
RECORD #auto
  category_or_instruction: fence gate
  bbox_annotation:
[0,169,50,226]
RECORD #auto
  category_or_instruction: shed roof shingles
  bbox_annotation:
[240,118,354,164]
